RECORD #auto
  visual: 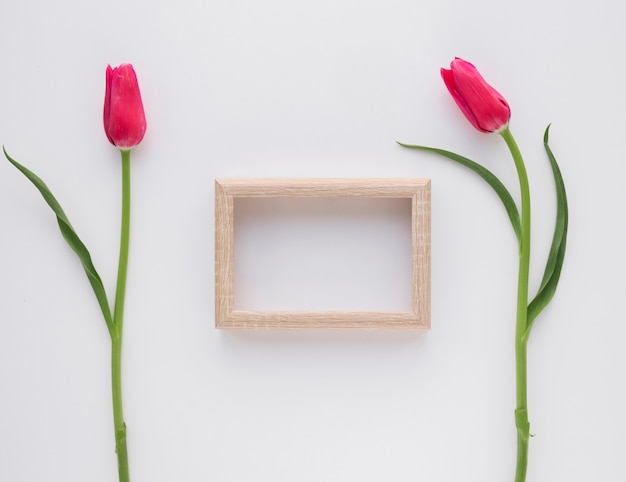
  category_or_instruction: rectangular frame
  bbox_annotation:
[215,178,430,329]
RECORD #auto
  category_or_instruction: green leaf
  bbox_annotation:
[4,147,115,338]
[524,126,568,339]
[398,142,521,242]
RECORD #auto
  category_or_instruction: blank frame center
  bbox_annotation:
[234,197,412,311]
[215,178,431,329]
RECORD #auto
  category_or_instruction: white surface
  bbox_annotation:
[0,0,625,481]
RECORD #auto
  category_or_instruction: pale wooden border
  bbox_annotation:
[215,178,431,329]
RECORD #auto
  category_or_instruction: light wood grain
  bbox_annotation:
[215,178,431,329]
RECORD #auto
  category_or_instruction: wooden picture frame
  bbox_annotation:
[215,178,431,329]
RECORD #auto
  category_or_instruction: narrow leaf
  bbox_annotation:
[4,147,115,337]
[398,142,521,242]
[524,126,568,338]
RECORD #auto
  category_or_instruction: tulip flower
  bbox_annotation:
[441,57,510,133]
[5,63,149,482]
[104,64,146,149]
[103,63,145,482]
[399,58,568,482]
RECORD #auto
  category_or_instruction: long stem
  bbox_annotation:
[112,149,131,482]
[500,127,531,482]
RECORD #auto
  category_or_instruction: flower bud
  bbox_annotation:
[441,58,510,133]
[103,64,147,149]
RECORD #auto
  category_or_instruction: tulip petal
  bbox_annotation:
[103,65,114,145]
[441,67,485,132]
[104,64,146,149]
[4,148,116,338]
[442,58,510,133]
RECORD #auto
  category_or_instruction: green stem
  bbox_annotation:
[500,127,531,482]
[111,149,131,482]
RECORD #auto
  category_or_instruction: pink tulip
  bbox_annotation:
[441,58,510,133]
[103,64,147,149]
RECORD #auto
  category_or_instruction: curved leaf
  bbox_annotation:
[4,147,115,338]
[524,126,568,338]
[398,142,521,242]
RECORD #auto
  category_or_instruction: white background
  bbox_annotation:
[1,0,625,481]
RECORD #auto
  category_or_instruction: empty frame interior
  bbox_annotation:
[215,178,430,329]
